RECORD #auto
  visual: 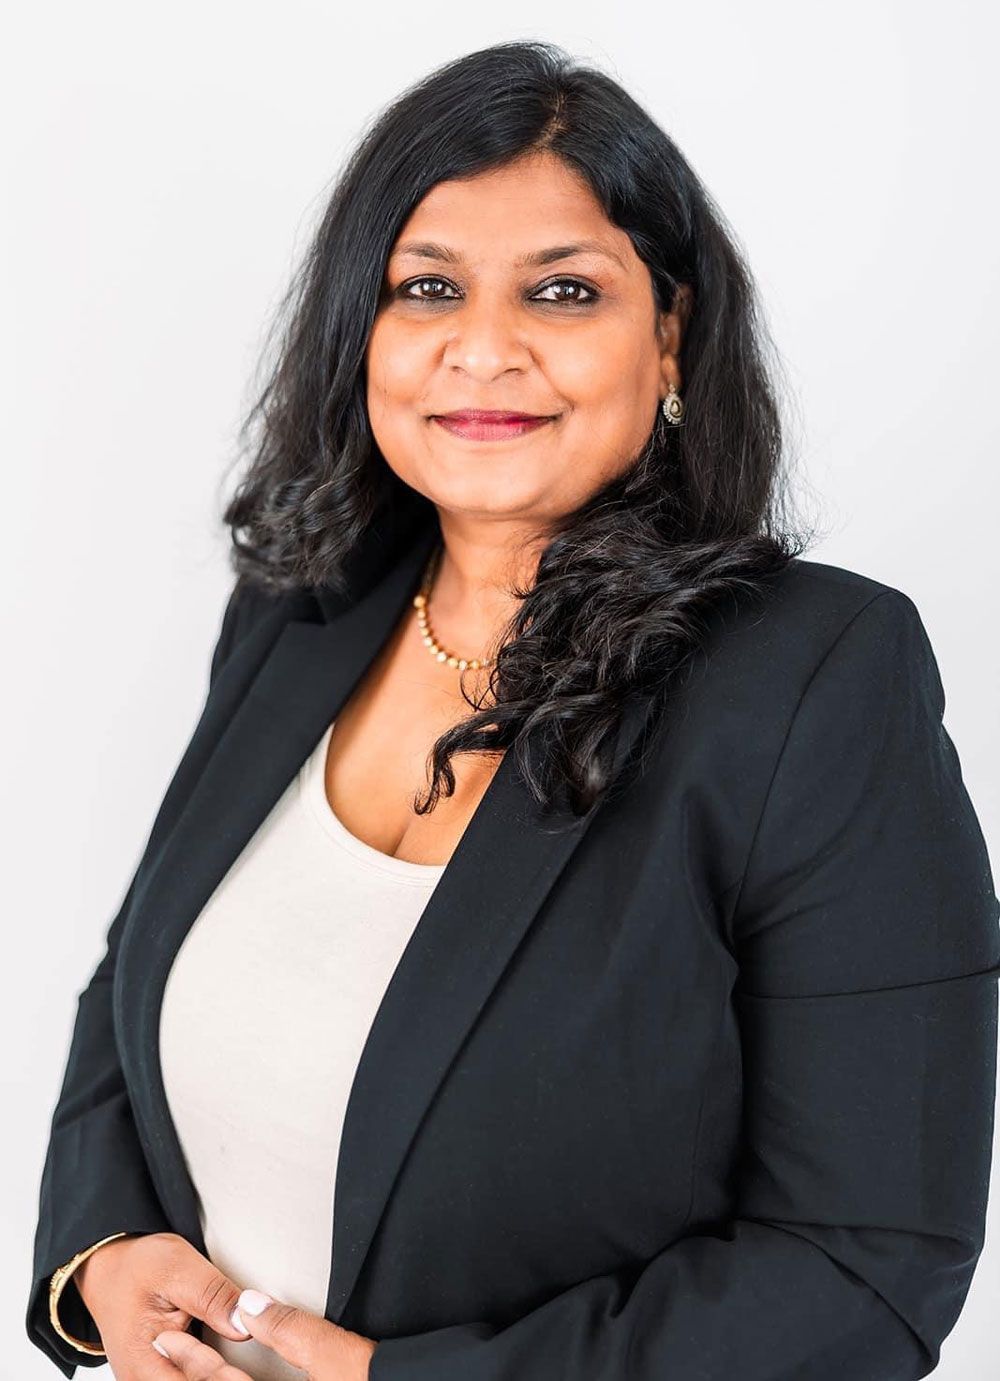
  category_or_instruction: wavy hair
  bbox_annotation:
[219,38,821,819]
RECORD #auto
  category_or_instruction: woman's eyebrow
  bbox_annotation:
[391,239,625,269]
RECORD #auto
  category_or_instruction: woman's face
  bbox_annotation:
[365,150,687,529]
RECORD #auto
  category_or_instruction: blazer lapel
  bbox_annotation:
[114,517,655,1327]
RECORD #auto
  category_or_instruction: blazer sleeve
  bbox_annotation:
[369,588,1000,1381]
[25,579,257,1378]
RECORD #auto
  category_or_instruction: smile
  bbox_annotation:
[431,414,555,442]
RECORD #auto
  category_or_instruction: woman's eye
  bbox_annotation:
[397,277,458,301]
[532,278,599,305]
[394,276,599,305]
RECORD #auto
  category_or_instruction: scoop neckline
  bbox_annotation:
[300,721,448,883]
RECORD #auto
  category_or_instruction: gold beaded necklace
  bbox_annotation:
[413,542,495,671]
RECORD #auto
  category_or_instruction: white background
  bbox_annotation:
[4,2,998,1375]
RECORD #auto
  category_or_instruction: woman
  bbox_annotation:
[28,38,1000,1381]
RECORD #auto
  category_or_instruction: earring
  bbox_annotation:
[661,383,684,425]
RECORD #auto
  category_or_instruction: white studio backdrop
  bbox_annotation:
[3,2,997,1376]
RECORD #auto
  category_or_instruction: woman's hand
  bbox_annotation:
[153,1288,379,1380]
[71,1231,256,1378]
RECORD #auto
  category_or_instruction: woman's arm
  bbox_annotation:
[368,589,1000,1381]
[26,580,258,1377]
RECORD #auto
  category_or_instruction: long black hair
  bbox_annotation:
[219,38,821,818]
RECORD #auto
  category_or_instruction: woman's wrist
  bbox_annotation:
[49,1231,131,1355]
[73,1230,135,1305]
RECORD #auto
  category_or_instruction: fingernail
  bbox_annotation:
[229,1305,251,1336]
[152,1338,170,1357]
[237,1288,274,1317]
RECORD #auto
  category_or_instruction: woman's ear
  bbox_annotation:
[655,283,692,366]
[673,282,694,332]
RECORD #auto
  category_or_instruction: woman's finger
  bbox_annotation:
[157,1240,251,1342]
[151,1327,253,1379]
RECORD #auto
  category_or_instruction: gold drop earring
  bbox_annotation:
[661,383,684,425]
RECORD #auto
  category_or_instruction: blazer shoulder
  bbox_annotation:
[210,575,320,686]
[653,559,946,863]
[764,553,914,615]
[679,556,936,739]
[744,555,926,664]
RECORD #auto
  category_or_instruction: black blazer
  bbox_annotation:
[28,508,1000,1381]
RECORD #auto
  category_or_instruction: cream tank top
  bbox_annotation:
[159,719,446,1381]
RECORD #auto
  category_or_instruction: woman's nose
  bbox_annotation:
[440,301,533,378]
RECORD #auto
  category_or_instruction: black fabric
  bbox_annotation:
[25,577,275,1375]
[27,520,1000,1379]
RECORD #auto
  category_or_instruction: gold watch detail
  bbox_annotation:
[48,1231,130,1355]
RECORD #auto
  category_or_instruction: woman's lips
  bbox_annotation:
[432,413,554,442]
